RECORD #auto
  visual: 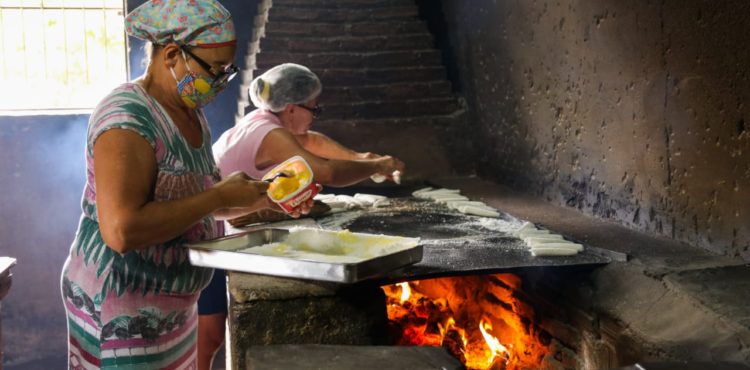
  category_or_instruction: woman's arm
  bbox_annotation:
[294,130,361,160]
[214,196,313,220]
[214,207,265,221]
[94,129,269,254]
[257,129,404,187]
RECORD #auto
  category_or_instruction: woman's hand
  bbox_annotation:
[374,155,406,183]
[285,183,321,218]
[286,197,315,218]
[212,171,270,210]
[215,177,319,219]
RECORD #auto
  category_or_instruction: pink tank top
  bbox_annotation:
[212,109,283,179]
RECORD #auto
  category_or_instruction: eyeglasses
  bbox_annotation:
[181,46,239,88]
[296,104,322,119]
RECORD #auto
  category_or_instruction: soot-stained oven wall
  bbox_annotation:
[433,0,750,259]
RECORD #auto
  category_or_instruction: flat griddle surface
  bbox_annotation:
[315,198,614,283]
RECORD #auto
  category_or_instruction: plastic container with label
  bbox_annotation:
[262,156,320,213]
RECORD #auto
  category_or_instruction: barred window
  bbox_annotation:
[0,0,128,113]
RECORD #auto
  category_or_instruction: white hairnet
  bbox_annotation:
[249,63,322,112]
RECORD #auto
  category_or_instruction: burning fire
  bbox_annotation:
[397,281,410,303]
[382,274,549,370]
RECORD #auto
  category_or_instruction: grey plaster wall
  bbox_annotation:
[438,0,750,259]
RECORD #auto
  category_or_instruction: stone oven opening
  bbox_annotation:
[227,264,637,370]
[382,274,552,370]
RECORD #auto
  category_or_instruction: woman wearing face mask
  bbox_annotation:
[196,63,406,367]
[59,1,278,368]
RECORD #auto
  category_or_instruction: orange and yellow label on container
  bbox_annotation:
[262,156,320,213]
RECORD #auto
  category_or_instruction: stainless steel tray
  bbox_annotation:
[186,228,424,283]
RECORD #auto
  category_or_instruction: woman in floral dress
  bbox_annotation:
[60,1,277,368]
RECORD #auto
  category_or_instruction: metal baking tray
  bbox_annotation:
[186,228,423,283]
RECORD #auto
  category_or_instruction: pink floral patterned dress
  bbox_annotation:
[61,82,223,369]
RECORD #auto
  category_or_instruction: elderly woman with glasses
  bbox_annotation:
[197,63,406,366]
[214,63,405,185]
[59,1,288,369]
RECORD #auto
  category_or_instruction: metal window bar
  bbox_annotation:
[121,0,129,81]
[0,0,126,110]
[21,5,28,80]
[42,4,48,80]
[0,9,5,80]
[62,2,70,83]
[83,3,90,84]
[103,2,108,74]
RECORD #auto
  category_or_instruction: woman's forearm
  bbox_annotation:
[213,204,274,220]
[315,159,383,187]
[100,188,225,253]
[296,131,359,160]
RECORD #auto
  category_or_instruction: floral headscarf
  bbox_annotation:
[125,0,236,48]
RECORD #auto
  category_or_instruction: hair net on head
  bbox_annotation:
[249,63,322,112]
[125,0,236,48]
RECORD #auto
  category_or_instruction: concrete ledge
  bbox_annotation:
[612,362,750,370]
[229,272,342,303]
[228,273,389,369]
[244,345,463,370]
[593,262,750,361]
[663,265,750,330]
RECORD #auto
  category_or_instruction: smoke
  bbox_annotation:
[0,113,89,364]
[3,115,89,238]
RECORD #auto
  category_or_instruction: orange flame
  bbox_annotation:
[479,319,509,368]
[382,274,549,370]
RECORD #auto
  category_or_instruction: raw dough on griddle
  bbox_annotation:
[516,222,583,256]
[531,247,578,256]
[414,188,499,218]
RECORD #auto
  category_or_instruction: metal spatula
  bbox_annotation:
[264,171,292,183]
